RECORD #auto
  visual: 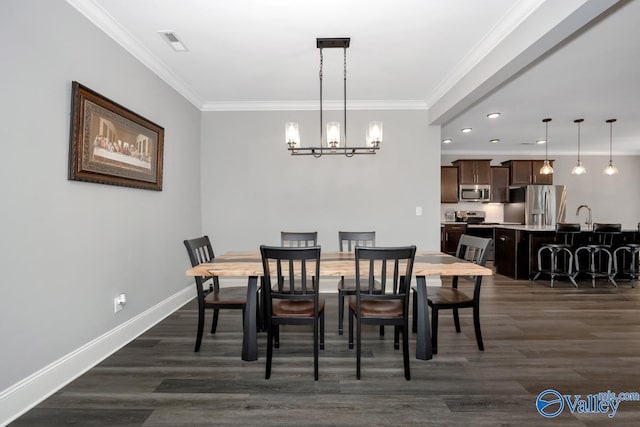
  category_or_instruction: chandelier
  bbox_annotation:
[285,38,382,157]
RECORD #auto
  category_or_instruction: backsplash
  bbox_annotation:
[441,203,504,223]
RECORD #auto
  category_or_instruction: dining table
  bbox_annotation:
[186,250,493,362]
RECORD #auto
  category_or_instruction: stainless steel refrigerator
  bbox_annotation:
[504,185,567,226]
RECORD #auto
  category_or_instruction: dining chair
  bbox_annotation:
[348,246,416,380]
[336,231,376,335]
[281,231,318,247]
[183,236,253,353]
[260,245,325,380]
[413,235,491,354]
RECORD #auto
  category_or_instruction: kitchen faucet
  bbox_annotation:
[576,204,592,229]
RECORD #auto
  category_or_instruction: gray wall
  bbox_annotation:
[0,1,201,390]
[442,154,640,228]
[201,110,441,252]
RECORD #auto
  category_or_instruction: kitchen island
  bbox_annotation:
[493,225,639,279]
[442,223,639,280]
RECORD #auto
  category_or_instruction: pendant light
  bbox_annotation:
[571,119,587,175]
[603,118,619,175]
[539,118,554,175]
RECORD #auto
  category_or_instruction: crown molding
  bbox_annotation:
[426,0,546,107]
[201,99,428,112]
[65,0,204,109]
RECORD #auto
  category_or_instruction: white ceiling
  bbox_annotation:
[67,0,639,155]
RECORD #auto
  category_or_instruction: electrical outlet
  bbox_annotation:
[416,206,422,216]
[113,293,126,313]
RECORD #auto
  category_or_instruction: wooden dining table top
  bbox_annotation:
[185,250,492,278]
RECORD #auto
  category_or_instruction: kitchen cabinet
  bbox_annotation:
[441,223,467,255]
[451,159,491,185]
[501,160,553,185]
[490,166,509,202]
[494,228,520,278]
[441,166,458,203]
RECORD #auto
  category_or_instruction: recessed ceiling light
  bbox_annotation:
[461,128,472,133]
[490,139,499,143]
[442,139,452,144]
[536,139,546,144]
[486,112,501,119]
[158,31,189,52]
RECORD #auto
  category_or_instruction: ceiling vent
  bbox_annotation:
[158,31,188,52]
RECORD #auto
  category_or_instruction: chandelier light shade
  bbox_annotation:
[366,121,383,149]
[285,38,382,157]
[285,122,300,151]
[603,118,619,175]
[539,118,554,175]
[571,118,587,175]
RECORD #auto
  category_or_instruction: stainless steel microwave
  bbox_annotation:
[459,185,491,202]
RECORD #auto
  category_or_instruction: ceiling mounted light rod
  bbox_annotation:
[603,118,619,175]
[285,38,382,157]
[571,118,586,175]
[539,118,554,175]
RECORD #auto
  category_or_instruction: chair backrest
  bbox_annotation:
[354,246,416,310]
[338,231,375,252]
[556,223,581,245]
[183,235,215,267]
[456,235,492,267]
[281,231,318,247]
[593,223,622,246]
[183,235,218,296]
[260,245,321,311]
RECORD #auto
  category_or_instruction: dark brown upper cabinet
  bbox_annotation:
[451,159,491,185]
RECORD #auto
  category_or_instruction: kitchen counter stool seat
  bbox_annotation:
[533,223,580,288]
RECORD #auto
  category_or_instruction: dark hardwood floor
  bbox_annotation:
[11,270,640,426]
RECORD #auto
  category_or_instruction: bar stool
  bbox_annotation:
[574,223,621,287]
[533,223,580,287]
[613,222,640,288]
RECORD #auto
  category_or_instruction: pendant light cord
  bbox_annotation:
[319,48,323,149]
[609,120,613,163]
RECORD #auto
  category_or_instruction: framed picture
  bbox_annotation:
[68,81,164,191]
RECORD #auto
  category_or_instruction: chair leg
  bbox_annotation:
[194,305,205,352]
[356,316,362,380]
[453,308,461,333]
[320,310,325,350]
[394,325,399,350]
[431,307,439,355]
[380,325,384,337]
[314,315,319,381]
[265,324,273,379]
[473,303,484,351]
[412,289,417,333]
[403,322,410,381]
[348,308,354,349]
[211,309,220,334]
[338,290,345,335]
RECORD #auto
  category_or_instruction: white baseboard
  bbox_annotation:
[0,286,195,427]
